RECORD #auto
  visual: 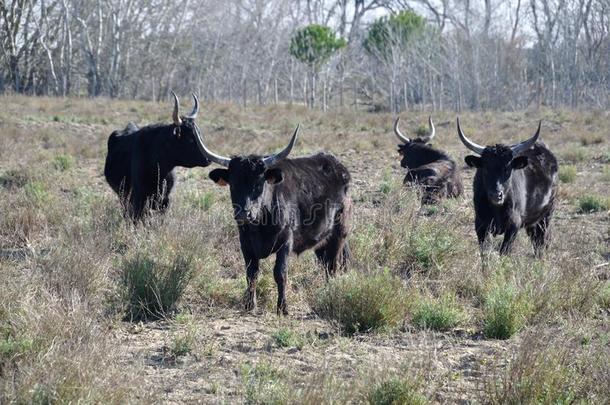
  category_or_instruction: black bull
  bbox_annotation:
[195,126,352,315]
[104,93,210,220]
[394,117,463,203]
[457,119,559,256]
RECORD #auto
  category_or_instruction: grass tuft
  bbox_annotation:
[558,165,576,183]
[368,377,427,405]
[411,293,463,331]
[312,270,408,335]
[122,251,195,321]
[482,282,530,340]
[577,194,609,213]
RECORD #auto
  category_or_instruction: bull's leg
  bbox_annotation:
[159,175,174,213]
[130,195,146,223]
[499,225,519,255]
[244,257,260,312]
[527,213,551,258]
[340,241,351,269]
[273,244,290,315]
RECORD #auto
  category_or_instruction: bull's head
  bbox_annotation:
[193,124,300,224]
[394,116,436,169]
[457,118,541,205]
[168,91,210,168]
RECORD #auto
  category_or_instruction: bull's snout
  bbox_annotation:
[488,190,504,205]
[234,207,257,224]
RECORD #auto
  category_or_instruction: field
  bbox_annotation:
[0,95,608,404]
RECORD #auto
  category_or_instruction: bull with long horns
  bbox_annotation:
[104,92,210,220]
[394,116,463,204]
[194,126,352,315]
[457,118,558,256]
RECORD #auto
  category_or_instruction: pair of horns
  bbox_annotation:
[193,123,301,168]
[171,91,199,126]
[394,116,436,143]
[457,117,541,155]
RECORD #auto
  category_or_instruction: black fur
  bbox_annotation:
[398,139,463,204]
[466,143,558,256]
[104,118,210,220]
[210,153,352,314]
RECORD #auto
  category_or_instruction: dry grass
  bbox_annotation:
[0,95,608,402]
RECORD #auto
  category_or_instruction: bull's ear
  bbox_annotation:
[465,155,482,168]
[264,168,283,184]
[511,156,528,170]
[209,169,229,186]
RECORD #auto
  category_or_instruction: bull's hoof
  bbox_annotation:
[276,303,288,316]
[243,286,258,312]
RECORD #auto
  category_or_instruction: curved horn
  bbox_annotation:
[185,92,199,119]
[511,120,541,155]
[192,123,231,167]
[420,116,436,142]
[262,124,300,167]
[171,91,182,126]
[394,117,410,143]
[457,117,485,155]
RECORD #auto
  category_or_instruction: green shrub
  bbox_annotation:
[272,328,303,349]
[601,165,610,182]
[482,284,530,339]
[53,154,74,172]
[368,377,427,405]
[578,194,609,213]
[24,181,49,206]
[122,252,195,320]
[170,327,196,357]
[404,223,460,274]
[411,294,463,331]
[558,165,576,183]
[312,271,408,335]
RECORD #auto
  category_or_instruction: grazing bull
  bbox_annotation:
[193,126,351,315]
[457,118,558,256]
[394,116,463,203]
[104,92,210,220]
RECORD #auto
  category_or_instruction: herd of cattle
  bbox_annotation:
[104,93,559,314]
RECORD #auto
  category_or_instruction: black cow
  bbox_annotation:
[457,118,558,256]
[104,92,210,220]
[193,126,352,315]
[394,116,463,204]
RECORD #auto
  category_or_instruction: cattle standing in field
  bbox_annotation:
[394,116,463,204]
[457,118,558,256]
[104,92,210,220]
[194,126,352,315]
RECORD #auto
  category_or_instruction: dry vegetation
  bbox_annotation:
[0,94,608,404]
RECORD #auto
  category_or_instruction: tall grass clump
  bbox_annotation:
[312,270,408,335]
[484,330,610,404]
[122,250,195,320]
[402,221,461,276]
[411,293,464,331]
[482,282,530,339]
[558,165,576,183]
[368,377,427,405]
[577,194,609,213]
[0,284,144,403]
[53,154,74,172]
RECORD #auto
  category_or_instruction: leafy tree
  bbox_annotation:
[290,24,346,108]
[364,11,426,62]
[290,24,346,70]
